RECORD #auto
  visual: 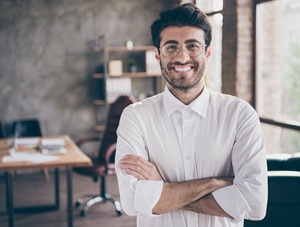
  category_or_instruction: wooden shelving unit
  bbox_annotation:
[92,35,163,133]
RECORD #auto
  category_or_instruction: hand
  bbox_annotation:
[119,154,163,181]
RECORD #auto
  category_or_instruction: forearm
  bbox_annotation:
[153,177,232,214]
[183,193,232,218]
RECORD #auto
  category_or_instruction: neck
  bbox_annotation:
[167,82,205,105]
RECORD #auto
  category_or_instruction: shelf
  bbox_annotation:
[93,72,161,78]
[94,125,105,132]
[93,73,105,78]
[120,72,161,77]
[93,100,106,105]
[93,46,154,52]
[91,39,163,134]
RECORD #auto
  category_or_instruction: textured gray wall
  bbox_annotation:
[0,0,178,140]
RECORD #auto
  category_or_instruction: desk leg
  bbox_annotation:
[66,167,73,227]
[54,168,60,209]
[5,172,14,227]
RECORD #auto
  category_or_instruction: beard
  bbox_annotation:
[160,59,207,92]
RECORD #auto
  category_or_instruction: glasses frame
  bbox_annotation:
[159,42,207,59]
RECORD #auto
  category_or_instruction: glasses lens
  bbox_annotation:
[186,42,203,57]
[161,43,204,58]
[161,44,179,58]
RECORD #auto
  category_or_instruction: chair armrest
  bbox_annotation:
[76,136,100,148]
[105,143,117,174]
[105,143,117,163]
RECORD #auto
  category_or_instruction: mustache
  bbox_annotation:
[167,61,198,70]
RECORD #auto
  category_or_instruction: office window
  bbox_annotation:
[196,0,223,92]
[256,0,300,154]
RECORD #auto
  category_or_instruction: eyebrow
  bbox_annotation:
[162,39,204,47]
[161,40,179,47]
[185,39,204,45]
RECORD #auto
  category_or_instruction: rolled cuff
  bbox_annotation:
[134,180,164,217]
[212,185,252,222]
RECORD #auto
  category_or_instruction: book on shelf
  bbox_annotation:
[146,50,161,75]
[105,77,132,103]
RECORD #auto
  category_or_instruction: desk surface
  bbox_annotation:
[0,135,92,171]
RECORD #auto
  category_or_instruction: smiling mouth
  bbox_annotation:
[173,65,194,72]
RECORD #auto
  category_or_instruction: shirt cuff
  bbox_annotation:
[212,185,252,222]
[134,180,164,217]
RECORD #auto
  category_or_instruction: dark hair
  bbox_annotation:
[151,3,212,50]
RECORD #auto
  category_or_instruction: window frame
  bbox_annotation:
[253,0,300,132]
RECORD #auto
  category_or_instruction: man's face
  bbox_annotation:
[155,26,211,92]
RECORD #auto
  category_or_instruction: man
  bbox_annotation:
[115,3,267,227]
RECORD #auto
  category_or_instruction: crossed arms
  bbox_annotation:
[119,154,232,217]
[116,105,268,221]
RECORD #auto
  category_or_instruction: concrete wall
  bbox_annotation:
[0,0,178,140]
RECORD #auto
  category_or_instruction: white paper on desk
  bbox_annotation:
[15,138,39,146]
[41,148,67,155]
[2,152,60,163]
[41,138,65,146]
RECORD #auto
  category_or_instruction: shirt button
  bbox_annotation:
[185,156,191,160]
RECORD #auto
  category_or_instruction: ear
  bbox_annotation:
[154,47,161,64]
[205,44,212,60]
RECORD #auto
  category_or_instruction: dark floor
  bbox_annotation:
[0,171,136,227]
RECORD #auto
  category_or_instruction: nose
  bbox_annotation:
[174,46,190,63]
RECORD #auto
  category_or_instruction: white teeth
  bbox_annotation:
[174,66,192,72]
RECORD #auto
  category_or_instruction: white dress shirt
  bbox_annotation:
[116,87,268,227]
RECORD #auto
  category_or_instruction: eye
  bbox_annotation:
[165,44,178,51]
[186,43,200,51]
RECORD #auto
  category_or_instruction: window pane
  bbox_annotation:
[205,14,223,92]
[196,0,223,13]
[256,0,300,123]
[262,123,300,154]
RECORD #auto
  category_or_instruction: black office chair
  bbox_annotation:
[11,119,42,137]
[284,153,300,171]
[73,95,134,217]
[244,171,300,227]
[0,121,5,138]
[10,119,49,181]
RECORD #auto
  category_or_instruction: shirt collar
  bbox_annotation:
[163,86,209,118]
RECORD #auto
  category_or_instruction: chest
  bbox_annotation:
[140,111,236,181]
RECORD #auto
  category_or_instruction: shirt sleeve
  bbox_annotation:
[212,102,268,222]
[115,105,164,217]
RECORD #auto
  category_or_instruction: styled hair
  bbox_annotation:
[151,3,212,50]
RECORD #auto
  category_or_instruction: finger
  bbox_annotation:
[124,168,146,180]
[119,159,149,179]
[120,156,150,171]
[123,155,151,166]
[120,155,163,180]
[126,163,149,179]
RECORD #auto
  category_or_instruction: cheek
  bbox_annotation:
[160,58,170,69]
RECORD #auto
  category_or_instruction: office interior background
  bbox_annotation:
[0,0,299,154]
[0,0,300,226]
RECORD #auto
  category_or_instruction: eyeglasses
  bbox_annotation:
[159,42,206,59]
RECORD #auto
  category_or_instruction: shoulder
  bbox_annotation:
[126,93,163,111]
[208,91,258,121]
[122,93,164,117]
[209,91,253,110]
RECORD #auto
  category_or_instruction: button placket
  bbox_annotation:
[182,108,195,180]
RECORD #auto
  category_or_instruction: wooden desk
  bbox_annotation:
[0,135,92,227]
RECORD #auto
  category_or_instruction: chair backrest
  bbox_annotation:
[266,153,291,171]
[11,119,42,137]
[0,121,5,138]
[284,153,300,171]
[99,96,134,162]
